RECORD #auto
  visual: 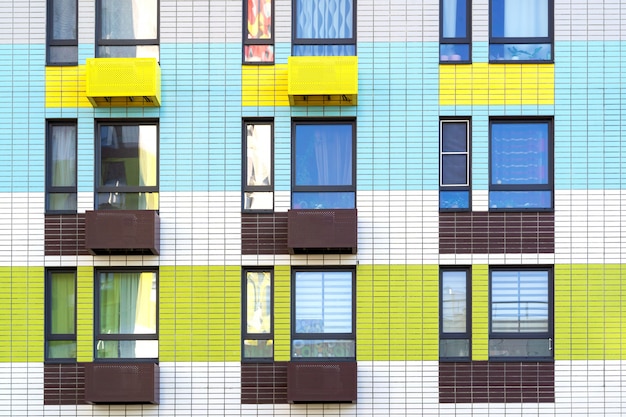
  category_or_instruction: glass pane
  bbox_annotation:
[491,122,549,185]
[50,271,75,334]
[439,190,469,210]
[491,0,548,38]
[243,339,273,359]
[491,270,549,333]
[99,271,157,335]
[440,44,470,62]
[295,0,353,40]
[52,0,77,40]
[292,191,355,209]
[96,340,158,359]
[442,123,467,152]
[247,0,272,39]
[295,124,353,187]
[97,45,160,60]
[246,124,272,187]
[99,124,158,195]
[292,339,355,359]
[441,270,467,333]
[440,339,470,358]
[292,44,356,56]
[244,192,273,210]
[489,191,551,209]
[489,338,551,358]
[489,43,552,61]
[96,192,159,210]
[442,0,467,38]
[49,46,78,64]
[442,155,467,185]
[48,193,77,211]
[244,45,274,62]
[48,340,77,359]
[100,0,158,39]
[295,271,352,334]
[246,271,272,334]
[50,125,76,187]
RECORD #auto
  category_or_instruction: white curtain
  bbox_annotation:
[504,0,548,38]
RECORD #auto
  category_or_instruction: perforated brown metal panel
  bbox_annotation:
[85,210,160,255]
[287,361,357,403]
[287,209,357,254]
[84,362,159,404]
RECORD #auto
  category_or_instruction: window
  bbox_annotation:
[292,268,355,360]
[45,269,77,361]
[440,0,471,63]
[440,119,470,210]
[439,268,470,360]
[489,267,553,360]
[489,0,553,62]
[243,120,273,211]
[243,0,274,63]
[292,0,356,56]
[292,120,356,209]
[47,0,78,65]
[96,0,159,59]
[96,120,159,210]
[242,268,273,361]
[46,120,77,213]
[95,269,158,360]
[489,118,553,210]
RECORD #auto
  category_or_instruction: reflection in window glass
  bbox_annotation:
[98,0,159,59]
[244,0,274,63]
[440,268,470,360]
[243,270,273,360]
[293,0,355,56]
[244,122,273,211]
[47,270,77,360]
[440,119,470,210]
[440,0,470,62]
[48,0,78,64]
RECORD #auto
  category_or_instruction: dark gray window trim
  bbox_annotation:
[242,118,274,213]
[46,0,78,65]
[45,268,78,363]
[241,267,275,362]
[46,119,78,214]
[439,0,472,63]
[439,266,471,362]
[291,0,357,53]
[439,117,471,211]
[242,0,275,64]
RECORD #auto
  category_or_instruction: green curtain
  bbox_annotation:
[49,272,76,358]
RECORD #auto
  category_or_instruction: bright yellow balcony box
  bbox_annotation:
[85,58,161,107]
[288,56,358,106]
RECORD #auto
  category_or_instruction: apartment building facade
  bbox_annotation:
[1,0,625,416]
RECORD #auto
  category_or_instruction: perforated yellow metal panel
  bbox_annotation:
[288,56,358,106]
[85,58,161,107]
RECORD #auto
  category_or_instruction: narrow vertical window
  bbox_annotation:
[46,269,77,361]
[47,0,78,65]
[243,0,274,63]
[242,268,273,360]
[46,121,77,213]
[292,0,356,56]
[439,268,470,360]
[440,0,471,62]
[243,120,274,211]
[440,119,470,210]
[96,0,159,59]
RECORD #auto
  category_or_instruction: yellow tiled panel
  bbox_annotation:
[76,266,94,362]
[241,64,290,107]
[45,66,92,108]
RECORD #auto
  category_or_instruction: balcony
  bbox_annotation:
[84,363,159,404]
[287,209,357,254]
[85,210,160,255]
[288,56,358,106]
[287,361,357,403]
[85,58,161,107]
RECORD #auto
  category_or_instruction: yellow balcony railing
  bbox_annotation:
[288,56,358,106]
[85,58,161,107]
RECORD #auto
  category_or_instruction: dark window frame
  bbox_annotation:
[439,0,472,63]
[45,268,77,363]
[46,0,78,65]
[242,118,274,212]
[489,0,554,63]
[291,118,357,209]
[488,266,554,362]
[241,267,274,362]
[46,119,78,214]
[95,0,160,58]
[93,267,159,362]
[439,266,471,362]
[290,266,356,361]
[242,0,275,64]
[488,117,554,211]
[94,119,160,211]
[291,0,357,54]
[439,117,471,211]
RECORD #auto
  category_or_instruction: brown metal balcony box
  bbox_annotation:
[84,363,159,404]
[287,361,357,403]
[287,209,357,254]
[85,210,160,255]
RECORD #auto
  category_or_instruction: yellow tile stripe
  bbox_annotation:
[45,66,93,108]
[76,267,94,362]
[241,64,290,107]
[439,63,555,106]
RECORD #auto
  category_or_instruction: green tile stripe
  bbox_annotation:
[471,265,490,361]
[274,266,291,361]
[0,267,44,363]
[76,266,94,362]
